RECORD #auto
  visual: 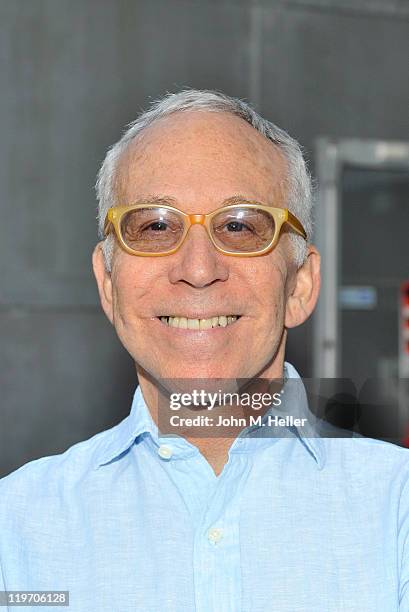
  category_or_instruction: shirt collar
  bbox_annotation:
[93,386,158,469]
[94,361,326,470]
[279,362,326,470]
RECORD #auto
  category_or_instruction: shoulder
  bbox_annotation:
[320,428,409,484]
[0,423,118,510]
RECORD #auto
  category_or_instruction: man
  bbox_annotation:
[1,89,409,611]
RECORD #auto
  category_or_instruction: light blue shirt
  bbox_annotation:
[1,362,409,611]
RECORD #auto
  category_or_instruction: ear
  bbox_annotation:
[92,243,114,325]
[285,245,321,329]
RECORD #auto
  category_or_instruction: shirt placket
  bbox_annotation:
[192,451,252,612]
[155,435,253,612]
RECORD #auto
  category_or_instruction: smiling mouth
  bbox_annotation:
[158,315,241,329]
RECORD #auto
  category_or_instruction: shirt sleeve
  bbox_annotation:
[399,471,409,610]
[0,556,5,592]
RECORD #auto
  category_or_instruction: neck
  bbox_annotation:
[136,350,286,476]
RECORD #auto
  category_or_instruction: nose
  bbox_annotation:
[167,224,229,288]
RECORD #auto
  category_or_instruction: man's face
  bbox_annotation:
[94,111,312,381]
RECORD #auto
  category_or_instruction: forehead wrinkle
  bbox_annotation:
[115,142,152,205]
[114,111,289,207]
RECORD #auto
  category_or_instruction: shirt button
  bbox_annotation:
[207,527,223,544]
[158,444,173,460]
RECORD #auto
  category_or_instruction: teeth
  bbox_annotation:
[160,315,239,329]
[199,318,213,330]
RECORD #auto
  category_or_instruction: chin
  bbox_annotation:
[156,358,253,382]
[152,365,246,397]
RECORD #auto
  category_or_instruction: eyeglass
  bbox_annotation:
[103,202,307,257]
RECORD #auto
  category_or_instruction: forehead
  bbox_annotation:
[115,111,288,208]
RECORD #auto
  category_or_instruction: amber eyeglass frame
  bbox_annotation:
[103,203,307,257]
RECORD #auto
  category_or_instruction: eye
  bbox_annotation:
[145,221,168,231]
[225,221,250,232]
[213,219,255,234]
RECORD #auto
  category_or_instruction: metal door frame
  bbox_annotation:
[313,137,409,378]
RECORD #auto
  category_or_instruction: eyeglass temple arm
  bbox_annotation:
[286,211,307,239]
[103,210,114,236]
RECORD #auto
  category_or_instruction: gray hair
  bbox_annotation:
[96,89,313,271]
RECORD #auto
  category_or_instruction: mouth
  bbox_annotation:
[157,315,241,330]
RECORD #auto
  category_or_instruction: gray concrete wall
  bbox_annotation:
[1,0,408,476]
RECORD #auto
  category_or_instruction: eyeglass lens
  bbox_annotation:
[120,206,276,253]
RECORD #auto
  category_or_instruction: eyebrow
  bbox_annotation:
[221,195,266,206]
[129,194,267,207]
